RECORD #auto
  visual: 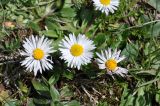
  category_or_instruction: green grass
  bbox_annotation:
[0,0,160,106]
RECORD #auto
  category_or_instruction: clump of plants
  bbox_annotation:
[0,0,160,106]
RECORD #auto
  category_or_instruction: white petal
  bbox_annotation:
[20,35,54,76]
[59,33,95,69]
[92,0,119,16]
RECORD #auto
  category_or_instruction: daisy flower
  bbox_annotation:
[59,33,95,70]
[20,35,55,76]
[92,0,119,16]
[96,48,128,77]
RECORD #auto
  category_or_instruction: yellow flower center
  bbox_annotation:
[100,0,111,5]
[33,48,44,60]
[70,44,84,56]
[105,59,117,71]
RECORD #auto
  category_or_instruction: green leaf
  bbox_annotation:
[122,42,139,63]
[45,19,60,30]
[136,70,156,76]
[63,0,72,8]
[139,78,160,87]
[137,87,144,96]
[4,99,20,106]
[32,79,49,92]
[60,8,76,18]
[48,75,59,85]
[60,86,73,98]
[33,98,50,105]
[27,98,36,106]
[120,85,134,106]
[48,76,56,85]
[97,101,108,106]
[135,96,146,106]
[64,100,80,106]
[60,23,76,32]
[42,30,58,38]
[18,81,28,94]
[156,90,160,104]
[51,101,63,106]
[63,70,74,80]
[125,95,135,106]
[27,22,41,32]
[148,0,160,12]
[80,8,93,22]
[151,22,160,37]
[94,33,107,46]
[138,78,159,87]
[50,85,60,102]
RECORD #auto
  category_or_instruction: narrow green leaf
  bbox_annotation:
[64,100,80,106]
[50,85,60,102]
[32,79,49,92]
[33,98,50,105]
[148,0,160,12]
[138,78,160,87]
[151,22,160,37]
[60,8,75,18]
[42,30,58,38]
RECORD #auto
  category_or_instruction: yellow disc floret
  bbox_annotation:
[105,59,117,71]
[70,44,84,56]
[33,48,44,60]
[100,0,111,5]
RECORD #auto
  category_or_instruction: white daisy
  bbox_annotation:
[96,48,128,77]
[59,33,95,70]
[20,35,55,76]
[92,0,119,16]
